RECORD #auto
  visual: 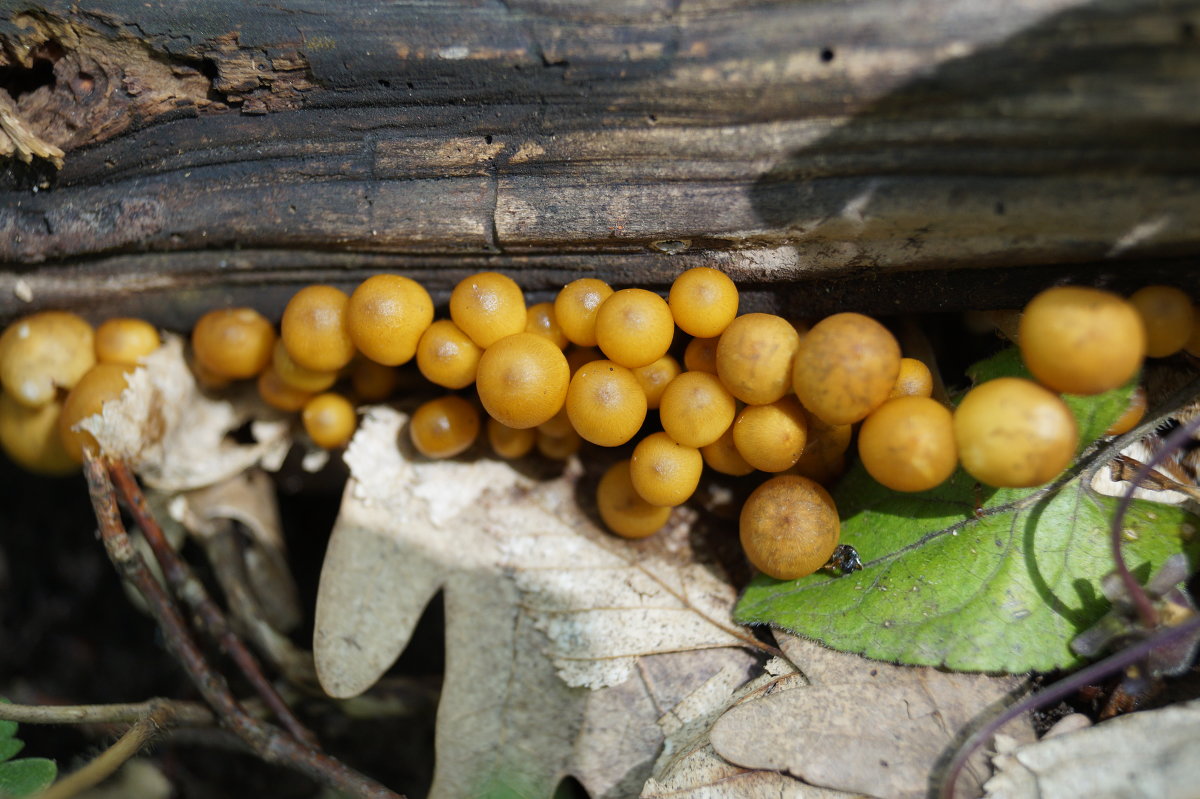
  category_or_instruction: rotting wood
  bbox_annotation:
[1,0,1199,324]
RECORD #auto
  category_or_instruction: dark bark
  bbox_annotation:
[1,0,1199,324]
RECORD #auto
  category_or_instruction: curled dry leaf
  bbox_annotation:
[984,698,1200,799]
[314,406,757,799]
[81,336,290,492]
[167,469,304,636]
[709,633,1033,799]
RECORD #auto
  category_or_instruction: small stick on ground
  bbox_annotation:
[84,452,402,799]
[1109,454,1200,502]
[0,698,212,727]
[35,702,173,799]
[107,459,318,748]
[201,521,321,689]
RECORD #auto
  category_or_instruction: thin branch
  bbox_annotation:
[0,699,212,727]
[35,706,169,799]
[1109,454,1200,502]
[201,522,320,690]
[937,612,1200,799]
[938,410,1200,799]
[83,452,403,799]
[107,459,318,747]
[1109,414,1200,630]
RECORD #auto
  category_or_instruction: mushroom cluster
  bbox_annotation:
[0,273,1194,582]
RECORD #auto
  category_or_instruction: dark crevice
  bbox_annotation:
[0,55,57,100]
[553,775,590,799]
[198,57,220,81]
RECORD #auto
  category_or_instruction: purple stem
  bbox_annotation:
[941,412,1200,798]
[938,611,1200,799]
[1110,414,1200,630]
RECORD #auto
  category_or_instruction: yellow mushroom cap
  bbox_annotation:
[597,459,672,539]
[554,279,614,347]
[525,302,569,349]
[416,319,484,390]
[659,371,737,448]
[476,333,570,429]
[740,475,840,580]
[347,274,435,366]
[193,307,276,380]
[281,286,357,373]
[629,432,703,507]
[488,417,536,460]
[450,272,527,349]
[668,267,739,338]
[95,318,160,367]
[716,313,800,406]
[410,395,481,459]
[58,363,134,462]
[565,359,648,447]
[595,288,675,369]
[792,312,900,425]
[0,392,78,476]
[302,392,358,449]
[0,311,95,408]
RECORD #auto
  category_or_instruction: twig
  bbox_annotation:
[83,453,402,799]
[107,459,318,747]
[937,612,1200,799]
[201,522,320,690]
[1109,454,1200,502]
[0,699,212,727]
[938,410,1200,799]
[35,705,171,799]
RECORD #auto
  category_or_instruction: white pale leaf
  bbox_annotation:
[314,406,756,799]
[80,336,290,492]
[985,698,1200,799]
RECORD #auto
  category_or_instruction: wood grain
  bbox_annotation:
[1,0,1198,323]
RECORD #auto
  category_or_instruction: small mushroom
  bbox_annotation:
[0,311,95,408]
[57,363,135,462]
[0,391,78,475]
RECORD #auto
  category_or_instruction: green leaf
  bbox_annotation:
[0,710,14,744]
[0,757,57,797]
[735,347,1198,672]
[0,741,23,764]
[0,702,57,797]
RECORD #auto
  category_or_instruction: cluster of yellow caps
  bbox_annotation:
[0,274,1194,582]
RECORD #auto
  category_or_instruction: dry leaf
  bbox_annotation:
[166,469,304,636]
[644,655,855,799]
[985,698,1200,799]
[314,406,759,798]
[709,634,1033,799]
[81,336,290,492]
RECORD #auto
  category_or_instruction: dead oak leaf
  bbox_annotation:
[984,698,1200,799]
[314,406,759,798]
[644,655,856,799]
[709,633,1033,799]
